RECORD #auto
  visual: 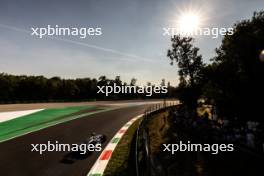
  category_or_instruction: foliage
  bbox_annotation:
[0,73,174,103]
[203,11,264,121]
[167,35,205,109]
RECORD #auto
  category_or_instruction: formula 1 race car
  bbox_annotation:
[87,132,107,145]
[61,133,106,164]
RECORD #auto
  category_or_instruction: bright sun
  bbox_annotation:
[177,12,201,34]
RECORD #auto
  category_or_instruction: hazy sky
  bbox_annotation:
[0,0,263,86]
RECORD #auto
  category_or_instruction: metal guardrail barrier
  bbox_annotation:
[135,100,264,176]
[135,101,178,176]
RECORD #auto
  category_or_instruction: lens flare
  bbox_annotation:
[260,50,264,62]
[177,12,201,34]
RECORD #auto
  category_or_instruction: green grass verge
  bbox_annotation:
[0,106,96,142]
[104,118,141,176]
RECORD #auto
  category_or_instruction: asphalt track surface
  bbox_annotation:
[0,104,152,176]
[0,100,161,112]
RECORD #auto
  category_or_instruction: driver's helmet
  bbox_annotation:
[91,132,96,136]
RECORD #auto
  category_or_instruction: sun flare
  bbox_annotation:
[177,12,201,34]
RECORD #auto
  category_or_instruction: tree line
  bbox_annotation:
[167,11,264,122]
[0,74,177,104]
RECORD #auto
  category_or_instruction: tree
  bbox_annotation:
[167,35,205,109]
[130,78,137,86]
[204,11,264,122]
[0,73,176,103]
[160,79,166,87]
